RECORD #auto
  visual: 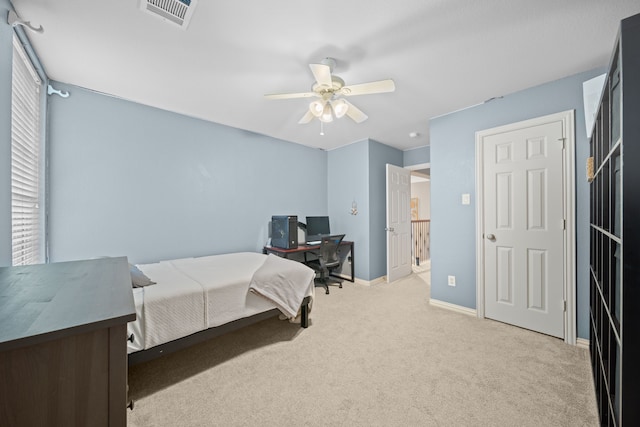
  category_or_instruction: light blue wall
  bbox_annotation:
[369,140,403,279]
[328,140,370,279]
[327,139,402,281]
[404,146,430,167]
[430,68,606,339]
[47,83,327,264]
[0,0,13,267]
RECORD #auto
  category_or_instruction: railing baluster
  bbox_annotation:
[411,220,430,265]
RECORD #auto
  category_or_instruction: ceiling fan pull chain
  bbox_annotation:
[320,121,325,136]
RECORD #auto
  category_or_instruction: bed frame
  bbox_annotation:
[128,296,310,366]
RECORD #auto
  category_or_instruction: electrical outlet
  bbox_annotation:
[448,275,456,287]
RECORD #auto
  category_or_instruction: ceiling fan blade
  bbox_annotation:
[343,100,368,123]
[298,110,315,124]
[309,63,332,87]
[264,91,316,100]
[341,79,395,96]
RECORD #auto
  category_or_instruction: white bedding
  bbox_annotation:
[128,288,145,353]
[169,252,277,328]
[249,254,316,319]
[135,259,207,350]
[127,252,314,354]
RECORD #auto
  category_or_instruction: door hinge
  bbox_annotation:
[563,300,567,312]
[563,219,566,230]
[558,137,566,149]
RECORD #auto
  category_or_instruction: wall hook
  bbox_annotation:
[48,84,69,98]
[8,10,44,34]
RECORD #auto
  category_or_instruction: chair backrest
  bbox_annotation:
[318,234,345,268]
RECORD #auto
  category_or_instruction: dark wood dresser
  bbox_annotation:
[0,257,136,427]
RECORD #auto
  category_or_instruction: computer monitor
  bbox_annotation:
[305,216,330,244]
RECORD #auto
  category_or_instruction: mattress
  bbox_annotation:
[127,258,206,352]
[127,252,314,354]
[169,252,277,328]
[127,287,145,353]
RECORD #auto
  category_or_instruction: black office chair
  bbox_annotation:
[306,234,345,294]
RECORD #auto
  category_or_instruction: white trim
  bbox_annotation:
[475,110,577,345]
[429,299,477,316]
[354,276,386,286]
[576,338,590,350]
[563,111,577,346]
[405,162,430,171]
[357,272,422,286]
[475,139,485,318]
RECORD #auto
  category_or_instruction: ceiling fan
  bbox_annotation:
[264,58,395,125]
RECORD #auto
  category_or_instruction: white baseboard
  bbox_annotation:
[355,271,428,286]
[576,337,590,349]
[354,276,386,286]
[429,299,477,316]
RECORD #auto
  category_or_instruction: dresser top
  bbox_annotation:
[0,257,136,351]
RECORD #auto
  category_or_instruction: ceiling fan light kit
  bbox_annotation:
[265,57,395,126]
[308,98,349,124]
[309,100,325,117]
[320,103,333,123]
[331,99,349,118]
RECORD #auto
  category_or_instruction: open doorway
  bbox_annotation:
[408,164,430,273]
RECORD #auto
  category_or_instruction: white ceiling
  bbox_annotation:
[9,0,640,151]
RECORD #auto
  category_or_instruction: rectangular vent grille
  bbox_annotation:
[139,0,198,29]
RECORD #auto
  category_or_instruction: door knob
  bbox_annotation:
[486,234,495,241]
[385,227,395,232]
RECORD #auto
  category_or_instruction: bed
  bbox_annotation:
[126,252,315,365]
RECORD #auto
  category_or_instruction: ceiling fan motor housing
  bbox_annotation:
[312,76,345,97]
[320,57,337,71]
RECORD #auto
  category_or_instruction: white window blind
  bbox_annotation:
[11,34,44,266]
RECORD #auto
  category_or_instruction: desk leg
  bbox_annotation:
[350,242,354,282]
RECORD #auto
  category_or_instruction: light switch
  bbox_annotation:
[462,193,470,205]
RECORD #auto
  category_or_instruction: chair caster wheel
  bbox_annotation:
[325,289,330,294]
[339,284,343,288]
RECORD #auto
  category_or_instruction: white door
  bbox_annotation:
[482,119,565,338]
[386,164,412,283]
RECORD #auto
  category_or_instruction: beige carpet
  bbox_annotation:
[128,268,599,426]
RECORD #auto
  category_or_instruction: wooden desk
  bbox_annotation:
[264,240,355,282]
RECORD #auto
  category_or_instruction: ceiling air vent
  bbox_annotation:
[139,0,198,29]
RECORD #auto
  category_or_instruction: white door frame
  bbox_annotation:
[475,110,577,345]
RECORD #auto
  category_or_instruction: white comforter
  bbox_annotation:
[249,254,316,319]
[127,252,315,353]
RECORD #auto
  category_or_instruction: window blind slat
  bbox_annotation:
[11,168,38,185]
[11,150,38,169]
[11,173,38,188]
[11,176,39,190]
[11,166,38,182]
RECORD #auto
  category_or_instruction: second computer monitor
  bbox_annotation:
[306,216,330,244]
